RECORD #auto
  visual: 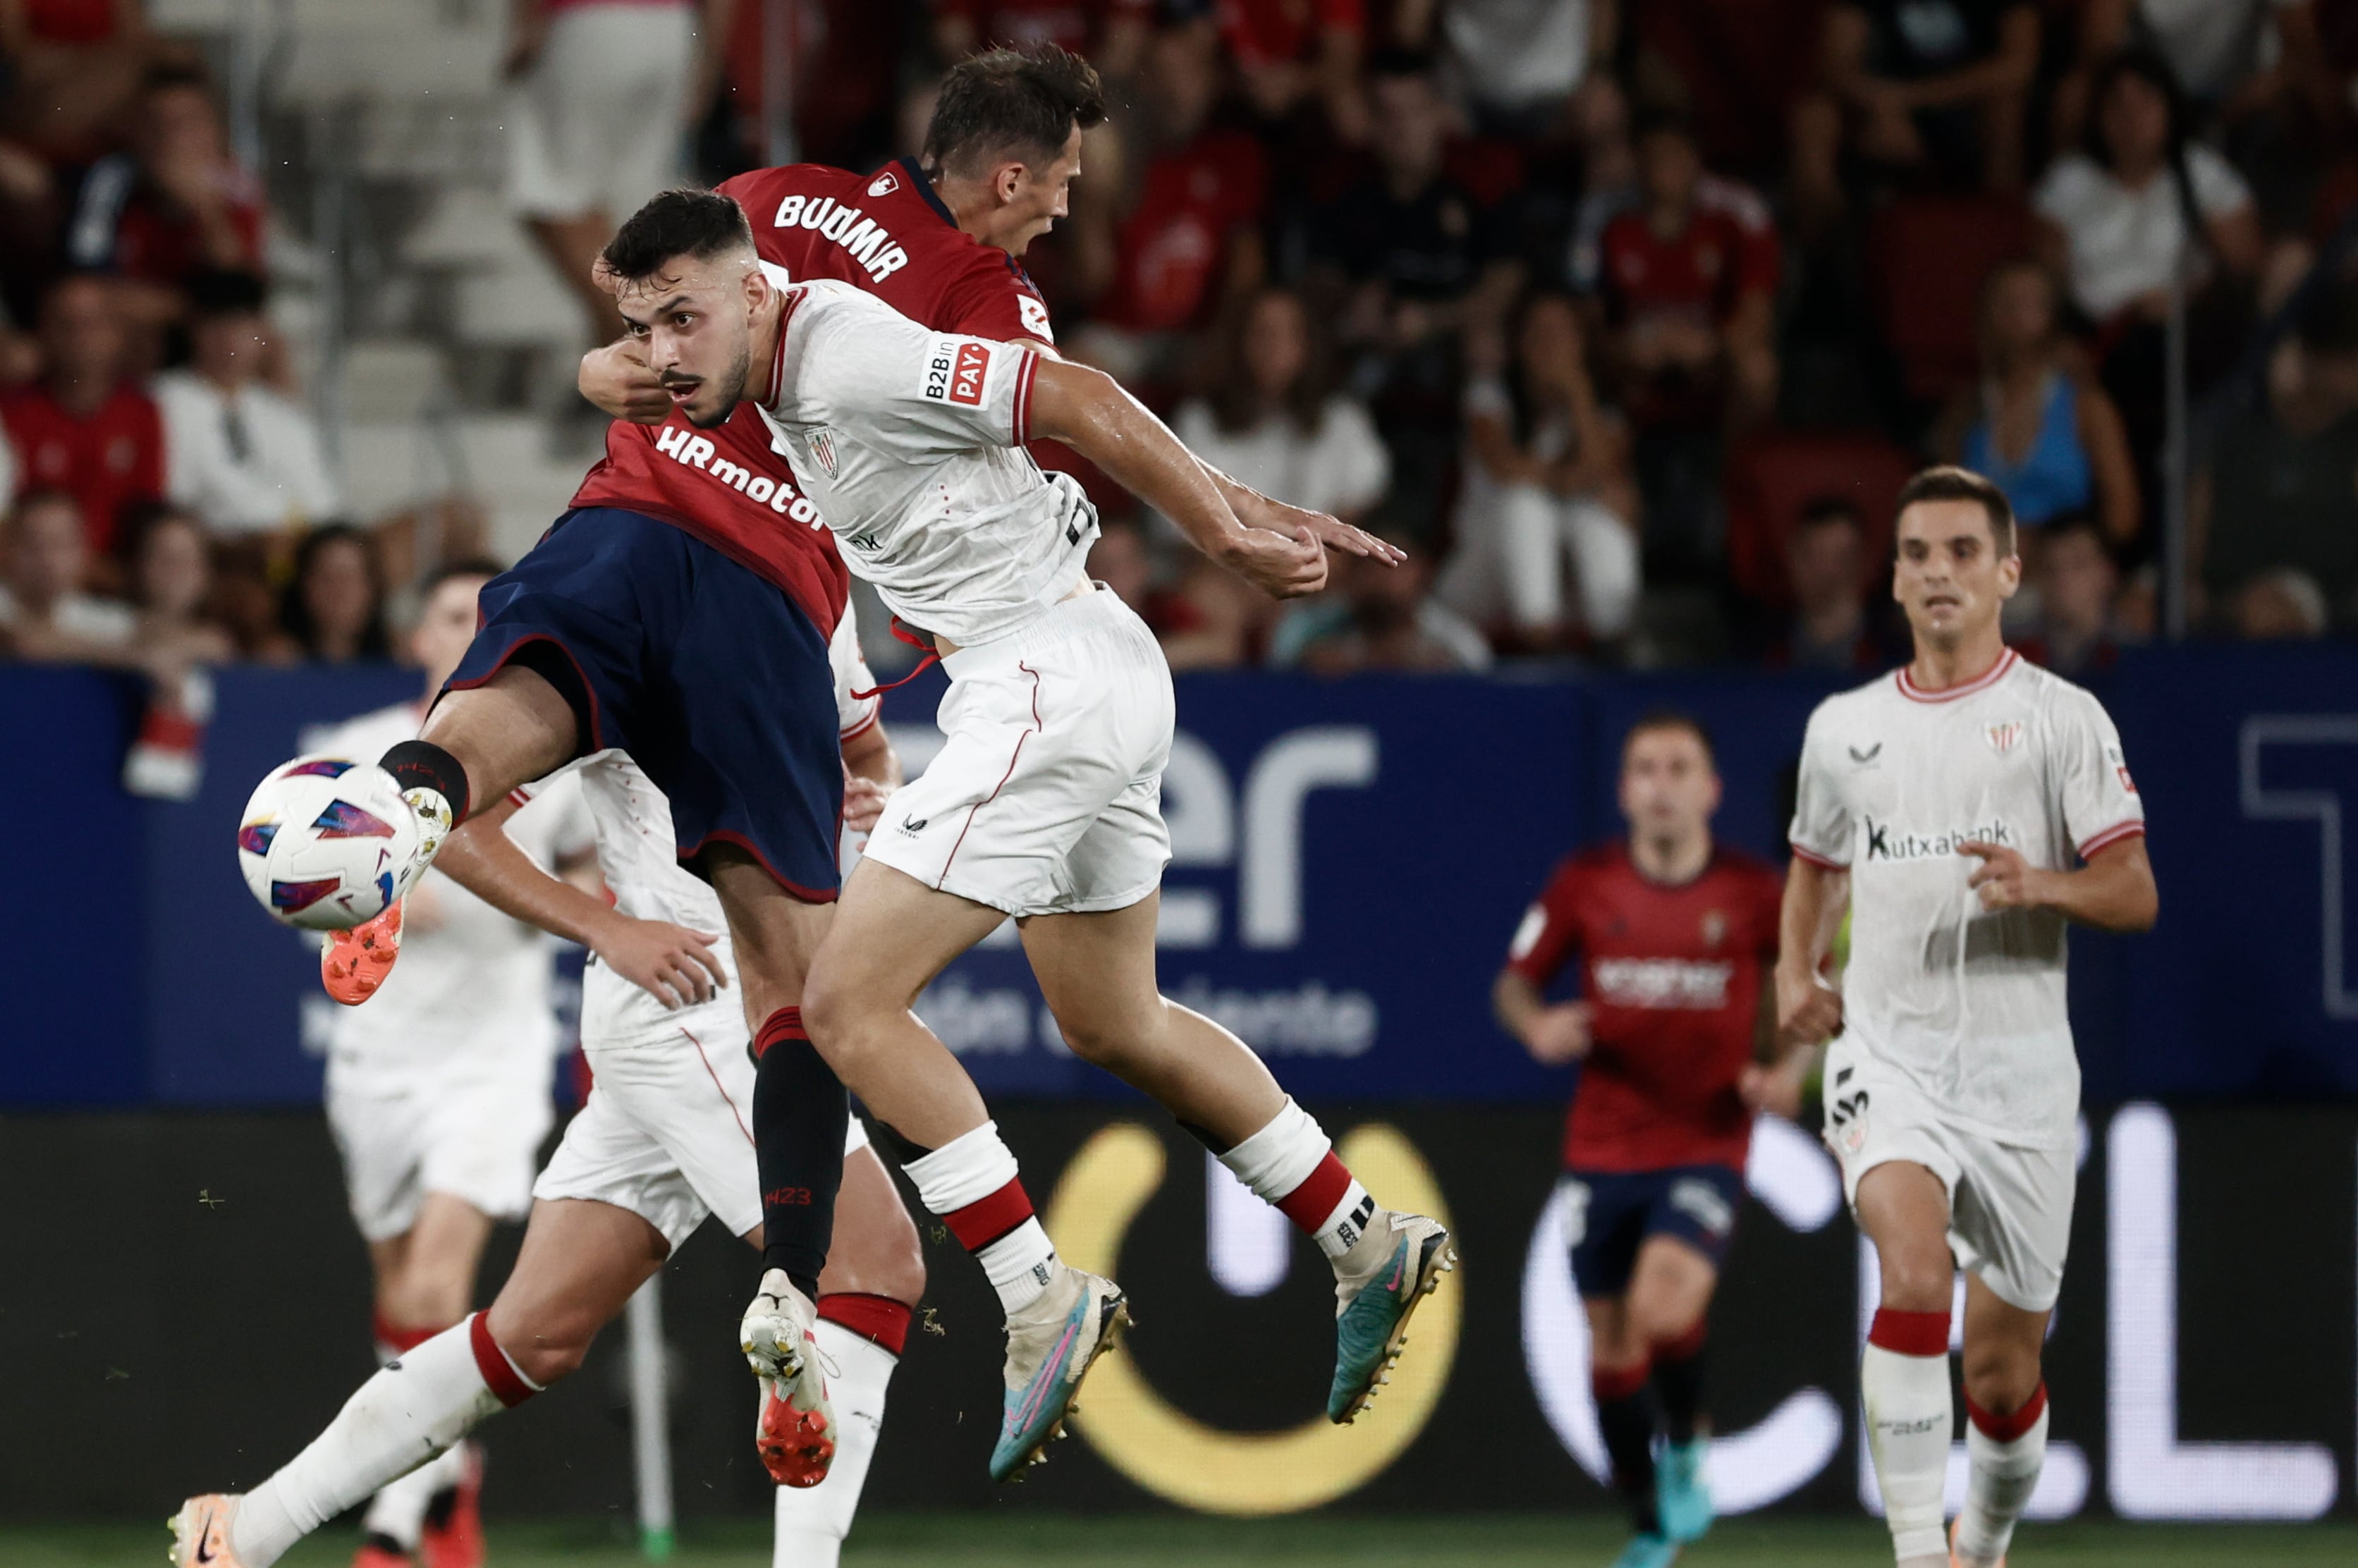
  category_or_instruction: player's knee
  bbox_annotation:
[1879,1247,1954,1313]
[1960,1342,2041,1414]
[798,967,868,1056]
[499,1321,597,1388]
[876,1218,927,1306]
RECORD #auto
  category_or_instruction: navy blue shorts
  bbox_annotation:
[446,507,843,901]
[1560,1164,1745,1299]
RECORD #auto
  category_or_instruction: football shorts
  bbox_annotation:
[862,584,1173,919]
[327,1060,551,1242]
[1823,1037,2076,1313]
[506,2,694,221]
[1558,1163,1745,1299]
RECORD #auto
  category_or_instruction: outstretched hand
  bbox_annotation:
[1223,521,1329,600]
[1232,491,1406,568]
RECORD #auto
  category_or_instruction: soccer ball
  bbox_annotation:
[237,756,421,930]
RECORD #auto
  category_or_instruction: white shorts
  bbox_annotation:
[326,1060,552,1244]
[533,967,872,1254]
[863,585,1173,919]
[506,3,695,221]
[1824,1039,2075,1312]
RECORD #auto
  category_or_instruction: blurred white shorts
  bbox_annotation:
[506,3,695,221]
[328,1061,551,1243]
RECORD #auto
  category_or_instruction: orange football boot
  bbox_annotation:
[323,900,405,1006]
[352,1538,410,1568]
[755,1359,838,1488]
[419,1444,485,1568]
[169,1495,252,1568]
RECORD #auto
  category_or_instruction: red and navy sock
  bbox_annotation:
[816,1293,915,1359]
[1650,1319,1709,1444]
[1594,1359,1662,1536]
[752,1005,848,1303]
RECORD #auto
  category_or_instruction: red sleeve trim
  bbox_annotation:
[1790,842,1849,870]
[1013,349,1039,443]
[506,788,533,809]
[838,706,881,742]
[2076,820,2146,860]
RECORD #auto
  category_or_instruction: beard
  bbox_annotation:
[681,335,753,429]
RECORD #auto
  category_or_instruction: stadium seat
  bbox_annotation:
[1632,0,1828,183]
[1723,429,1917,608]
[1867,194,2039,403]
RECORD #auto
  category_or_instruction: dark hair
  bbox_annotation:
[1208,287,1331,438]
[1366,47,1438,84]
[1624,709,1716,765]
[600,189,756,285]
[2297,281,2358,355]
[140,61,214,98]
[2039,512,2112,555]
[281,524,391,661]
[2085,46,2211,265]
[1504,290,1589,448]
[113,498,202,565]
[1797,494,1864,534]
[924,46,1107,178]
[422,555,506,599]
[1631,106,1697,146]
[184,267,267,319]
[1895,465,2017,557]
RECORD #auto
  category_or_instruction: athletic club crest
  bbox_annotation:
[811,429,838,477]
[1986,721,2024,754]
[868,169,900,198]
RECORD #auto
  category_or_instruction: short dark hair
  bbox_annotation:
[422,556,506,600]
[1625,709,1716,766]
[185,267,267,319]
[1797,494,1864,534]
[141,61,214,99]
[1895,465,2017,558]
[600,189,755,286]
[925,46,1107,178]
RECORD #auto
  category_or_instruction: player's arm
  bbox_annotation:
[1774,857,1850,1048]
[578,336,673,424]
[1958,833,2157,931]
[436,795,728,1009]
[838,717,903,835]
[1491,876,1592,1065]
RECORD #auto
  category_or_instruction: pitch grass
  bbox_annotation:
[8,1514,2358,1567]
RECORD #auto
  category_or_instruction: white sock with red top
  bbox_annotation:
[231,1313,537,1567]
[1218,1098,1376,1258]
[1957,1384,2049,1565]
[903,1122,1056,1314]
[1862,1306,1953,1567]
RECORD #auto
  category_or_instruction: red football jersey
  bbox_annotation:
[1506,840,1784,1173]
[2,383,164,554]
[1094,130,1267,333]
[574,159,1058,635]
[1596,183,1779,331]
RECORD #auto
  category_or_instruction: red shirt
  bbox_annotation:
[573,160,1056,635]
[1216,0,1362,67]
[1507,840,1784,1173]
[1596,186,1779,333]
[931,0,1150,54]
[1095,130,1267,334]
[2,383,164,554]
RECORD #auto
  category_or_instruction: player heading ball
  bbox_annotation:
[1778,466,2157,1568]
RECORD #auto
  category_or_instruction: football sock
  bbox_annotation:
[1217,1098,1375,1259]
[752,1007,848,1304]
[1651,1319,1709,1444]
[1592,1361,1662,1536]
[771,1308,907,1567]
[1957,1383,2049,1566]
[359,1442,466,1551]
[232,1314,535,1567]
[1862,1306,1953,1566]
[372,1307,439,1366]
[903,1122,1056,1314]
[378,739,471,829]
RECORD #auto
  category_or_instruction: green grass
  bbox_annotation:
[13,1514,2358,1567]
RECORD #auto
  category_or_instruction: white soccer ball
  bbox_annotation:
[236,755,422,931]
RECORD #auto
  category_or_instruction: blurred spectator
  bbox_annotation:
[2017,515,2127,675]
[2054,0,2319,140]
[1071,25,1266,384]
[1284,532,1493,672]
[1218,0,1368,138]
[1563,75,1638,290]
[1171,287,1389,524]
[930,0,1149,78]
[1311,51,1523,358]
[1936,259,2140,546]
[65,63,264,318]
[116,498,231,664]
[1396,0,1615,140]
[506,0,714,344]
[0,486,132,656]
[1762,496,1894,673]
[1792,0,2041,224]
[711,0,905,173]
[155,269,339,538]
[2232,566,2330,637]
[2033,49,2263,329]
[1089,514,1259,669]
[1,0,157,163]
[280,524,391,663]
[0,272,163,559]
[1436,292,1638,649]
[2194,286,2358,628]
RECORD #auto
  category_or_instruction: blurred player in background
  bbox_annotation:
[1494,711,1797,1568]
[305,558,594,1568]
[1778,467,2156,1568]
[172,608,917,1568]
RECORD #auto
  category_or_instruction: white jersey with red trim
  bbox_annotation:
[755,274,1097,647]
[520,601,879,941]
[1788,649,2144,1147]
[309,702,593,1086]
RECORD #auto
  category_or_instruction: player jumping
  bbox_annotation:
[170,611,918,1568]
[585,185,1454,1483]
[1777,467,2156,1568]
[1495,712,1795,1568]
[307,557,591,1568]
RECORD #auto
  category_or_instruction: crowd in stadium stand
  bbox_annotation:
[7,0,2358,690]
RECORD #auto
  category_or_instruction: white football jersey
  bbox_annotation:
[1788,649,2146,1148]
[516,601,881,974]
[310,701,594,1085]
[755,272,1097,647]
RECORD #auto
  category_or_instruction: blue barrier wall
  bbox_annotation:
[3,646,2352,1107]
